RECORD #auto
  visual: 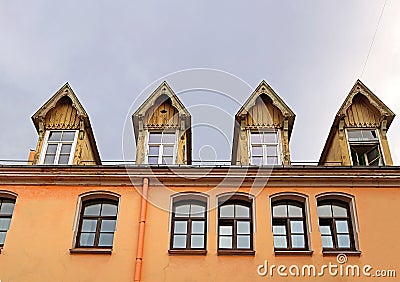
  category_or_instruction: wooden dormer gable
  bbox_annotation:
[319,80,395,166]
[232,80,295,165]
[133,81,192,165]
[31,83,101,165]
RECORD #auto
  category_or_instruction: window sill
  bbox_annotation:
[322,250,361,256]
[168,249,207,256]
[69,248,112,254]
[274,250,313,256]
[218,249,255,256]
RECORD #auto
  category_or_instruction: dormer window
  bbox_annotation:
[39,130,78,165]
[146,131,176,165]
[347,129,383,166]
[249,131,280,165]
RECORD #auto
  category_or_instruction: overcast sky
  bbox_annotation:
[1,0,399,165]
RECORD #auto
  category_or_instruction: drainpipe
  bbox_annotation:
[134,177,149,282]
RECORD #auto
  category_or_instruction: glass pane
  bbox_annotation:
[317,205,332,217]
[290,221,304,233]
[162,157,173,164]
[274,236,287,248]
[288,205,302,217]
[362,130,378,141]
[101,220,116,232]
[266,156,278,165]
[191,235,204,248]
[273,204,287,217]
[336,220,349,233]
[149,133,162,143]
[322,236,334,248]
[84,203,101,216]
[192,221,205,234]
[48,131,62,141]
[250,133,262,144]
[101,203,118,216]
[332,205,347,217]
[0,231,6,245]
[175,204,190,217]
[62,131,76,141]
[291,235,305,248]
[173,235,186,248]
[148,146,159,156]
[148,156,159,164]
[251,157,263,166]
[273,225,286,235]
[235,205,250,218]
[60,144,72,154]
[162,133,176,144]
[219,226,232,235]
[46,144,58,154]
[81,219,97,232]
[0,218,11,230]
[98,233,114,247]
[58,155,70,165]
[347,130,362,141]
[190,205,205,217]
[337,234,351,248]
[266,146,277,156]
[44,155,55,164]
[79,233,95,246]
[263,132,277,143]
[319,225,331,235]
[0,201,15,215]
[220,205,234,217]
[219,236,232,249]
[174,221,187,234]
[237,235,250,249]
[237,221,250,234]
[251,146,263,156]
[163,146,174,156]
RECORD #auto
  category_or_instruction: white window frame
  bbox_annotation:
[248,130,282,165]
[145,130,178,165]
[39,130,78,165]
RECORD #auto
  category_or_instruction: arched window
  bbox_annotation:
[0,197,16,248]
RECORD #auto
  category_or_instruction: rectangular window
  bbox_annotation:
[347,129,383,166]
[249,131,280,165]
[147,131,176,164]
[40,130,78,165]
[0,198,16,247]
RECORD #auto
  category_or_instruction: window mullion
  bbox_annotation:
[54,143,62,164]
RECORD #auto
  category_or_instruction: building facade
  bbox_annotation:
[0,81,398,281]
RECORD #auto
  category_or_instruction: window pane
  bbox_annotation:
[148,156,159,164]
[174,221,187,234]
[192,221,205,234]
[62,131,76,141]
[191,235,204,248]
[237,221,250,234]
[60,144,72,154]
[58,155,70,165]
[266,146,277,156]
[219,236,232,249]
[162,133,175,144]
[347,130,362,141]
[81,219,97,232]
[149,133,162,143]
[219,226,232,235]
[336,220,349,233]
[237,235,250,249]
[163,146,174,156]
[98,233,114,247]
[250,133,262,144]
[48,131,62,141]
[332,205,347,217]
[290,221,304,233]
[317,205,332,217]
[322,236,334,248]
[274,236,287,248]
[273,225,286,235]
[101,203,118,216]
[319,225,331,235]
[288,205,302,217]
[337,234,351,248]
[291,235,305,248]
[220,205,234,217]
[84,204,101,216]
[273,204,287,217]
[251,157,263,166]
[149,146,159,156]
[0,201,15,215]
[79,233,95,246]
[175,205,190,217]
[101,220,117,232]
[44,155,55,164]
[0,218,11,230]
[362,130,378,141]
[173,235,186,248]
[162,157,173,164]
[46,144,58,154]
[263,132,277,143]
[190,204,205,217]
[235,205,250,218]
[251,146,263,156]
[266,156,278,165]
[0,231,6,245]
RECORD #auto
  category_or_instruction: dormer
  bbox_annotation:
[232,80,295,166]
[132,81,191,165]
[319,80,395,166]
[31,83,101,165]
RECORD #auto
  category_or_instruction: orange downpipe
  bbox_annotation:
[134,177,149,282]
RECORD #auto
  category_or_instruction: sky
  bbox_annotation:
[0,0,399,164]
